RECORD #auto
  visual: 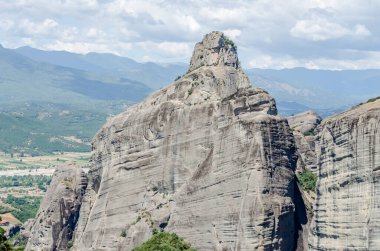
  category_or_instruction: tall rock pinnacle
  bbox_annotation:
[188,31,240,72]
[73,31,297,251]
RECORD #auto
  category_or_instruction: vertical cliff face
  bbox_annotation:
[309,99,380,250]
[24,164,88,251]
[73,31,298,251]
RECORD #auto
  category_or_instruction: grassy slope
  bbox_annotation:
[0,46,154,155]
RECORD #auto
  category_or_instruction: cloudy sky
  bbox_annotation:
[0,0,379,69]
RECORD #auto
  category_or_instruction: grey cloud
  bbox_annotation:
[0,0,379,69]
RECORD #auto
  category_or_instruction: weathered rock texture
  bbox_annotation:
[74,31,298,251]
[25,164,88,251]
[287,111,321,251]
[309,99,380,250]
[288,111,321,135]
[288,111,321,173]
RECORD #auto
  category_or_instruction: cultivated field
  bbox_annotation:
[0,152,90,176]
[0,152,90,223]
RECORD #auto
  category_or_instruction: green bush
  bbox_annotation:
[67,241,74,249]
[0,217,12,251]
[366,96,380,103]
[121,230,127,238]
[303,129,315,136]
[132,231,197,251]
[223,35,237,50]
[297,169,317,192]
[0,175,51,190]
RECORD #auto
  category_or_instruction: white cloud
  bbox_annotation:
[21,37,36,47]
[223,29,241,40]
[19,18,59,36]
[0,19,14,31]
[0,0,379,69]
[182,15,200,32]
[248,51,380,70]
[290,18,371,41]
[199,7,244,24]
[43,40,130,55]
[353,24,371,36]
[86,28,106,39]
[248,55,301,69]
[156,42,191,57]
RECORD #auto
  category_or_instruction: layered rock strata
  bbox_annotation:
[309,99,380,250]
[25,164,88,251]
[73,31,298,251]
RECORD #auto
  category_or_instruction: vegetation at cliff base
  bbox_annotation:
[297,169,317,192]
[0,175,51,191]
[132,230,197,251]
[0,225,12,251]
[0,195,41,223]
[0,216,24,251]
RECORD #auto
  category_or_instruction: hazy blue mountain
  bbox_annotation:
[1,45,183,155]
[0,46,152,105]
[14,46,105,73]
[3,45,380,154]
[12,46,380,115]
[0,45,153,154]
[15,46,187,90]
[246,68,380,116]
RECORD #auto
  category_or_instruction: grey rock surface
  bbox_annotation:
[188,31,239,73]
[287,112,321,250]
[73,31,298,251]
[308,100,380,250]
[25,164,88,251]
[288,111,322,174]
[288,111,322,135]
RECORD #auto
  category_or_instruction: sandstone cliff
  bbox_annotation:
[288,111,321,173]
[73,31,299,251]
[309,99,380,250]
[25,164,88,251]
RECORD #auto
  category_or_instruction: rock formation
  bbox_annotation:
[287,111,321,251]
[288,111,321,173]
[73,31,299,251]
[25,164,88,251]
[287,111,321,136]
[308,99,380,250]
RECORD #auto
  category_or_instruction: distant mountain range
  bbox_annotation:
[0,45,186,154]
[1,44,379,154]
[247,68,380,116]
[14,46,187,90]
[11,45,380,116]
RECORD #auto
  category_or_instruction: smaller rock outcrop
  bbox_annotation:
[288,111,321,251]
[288,111,321,173]
[25,164,88,251]
[288,111,321,135]
[188,31,239,72]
